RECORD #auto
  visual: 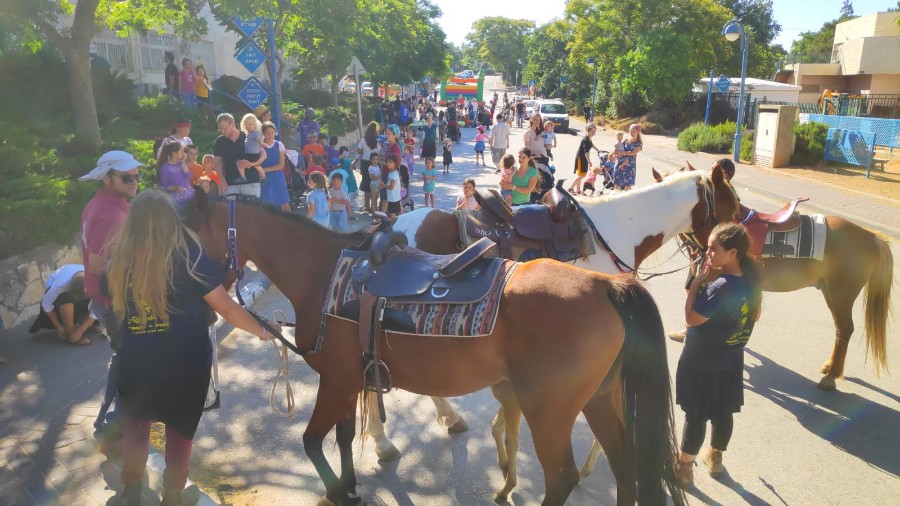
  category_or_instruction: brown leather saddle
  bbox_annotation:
[338,230,503,422]
[740,197,809,257]
[465,187,584,262]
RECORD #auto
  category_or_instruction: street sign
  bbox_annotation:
[233,17,264,38]
[237,77,269,109]
[560,75,568,82]
[529,79,536,86]
[423,77,429,84]
[234,42,266,74]
[714,75,732,93]
[346,56,366,77]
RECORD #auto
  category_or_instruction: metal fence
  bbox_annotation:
[804,114,900,152]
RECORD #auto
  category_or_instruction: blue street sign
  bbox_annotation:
[529,79,536,86]
[714,75,732,93]
[423,77,429,83]
[233,17,264,38]
[237,77,269,110]
[235,42,266,73]
[560,75,568,82]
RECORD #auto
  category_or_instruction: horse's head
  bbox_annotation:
[183,190,241,288]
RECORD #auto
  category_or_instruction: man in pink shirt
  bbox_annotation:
[78,150,142,436]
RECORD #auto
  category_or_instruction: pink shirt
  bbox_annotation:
[178,69,196,96]
[81,188,130,303]
[456,194,478,210]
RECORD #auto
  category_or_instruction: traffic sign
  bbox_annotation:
[346,56,366,77]
[560,75,568,82]
[423,77,429,84]
[714,75,732,93]
[233,17,264,38]
[529,79,536,86]
[237,77,269,110]
[234,42,266,73]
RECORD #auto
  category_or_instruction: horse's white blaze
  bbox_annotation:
[574,171,703,273]
[393,207,437,248]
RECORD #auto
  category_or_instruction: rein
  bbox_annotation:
[224,197,322,357]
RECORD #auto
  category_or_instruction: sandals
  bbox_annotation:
[67,336,91,346]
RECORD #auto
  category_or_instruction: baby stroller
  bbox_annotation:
[399,164,415,212]
[597,151,616,192]
[286,153,309,212]
[447,120,461,144]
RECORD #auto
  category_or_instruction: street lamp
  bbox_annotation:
[586,56,598,123]
[723,19,748,163]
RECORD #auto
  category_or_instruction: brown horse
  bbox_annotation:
[655,163,893,391]
[185,193,686,506]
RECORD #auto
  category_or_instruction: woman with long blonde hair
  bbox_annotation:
[106,189,274,506]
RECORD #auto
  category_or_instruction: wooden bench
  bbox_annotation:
[872,158,887,172]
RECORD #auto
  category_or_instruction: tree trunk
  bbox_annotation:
[65,46,102,151]
[330,76,340,107]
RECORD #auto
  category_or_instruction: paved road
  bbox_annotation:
[189,84,900,505]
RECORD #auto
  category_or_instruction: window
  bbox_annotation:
[541,103,567,114]
[186,40,217,77]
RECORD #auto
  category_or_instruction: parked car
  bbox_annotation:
[537,100,570,132]
[457,70,475,79]
[523,99,538,118]
[361,81,373,95]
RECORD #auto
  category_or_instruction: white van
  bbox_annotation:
[537,100,570,132]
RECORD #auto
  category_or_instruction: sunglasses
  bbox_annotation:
[111,173,141,184]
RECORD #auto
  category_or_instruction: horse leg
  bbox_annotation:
[490,382,522,503]
[580,384,636,505]
[364,392,401,461]
[818,281,861,391]
[578,440,603,482]
[335,402,359,498]
[304,390,362,506]
[430,396,469,434]
[516,395,580,506]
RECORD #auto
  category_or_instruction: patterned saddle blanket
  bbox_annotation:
[761,214,826,260]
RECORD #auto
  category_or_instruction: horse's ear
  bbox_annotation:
[686,160,696,171]
[651,167,664,183]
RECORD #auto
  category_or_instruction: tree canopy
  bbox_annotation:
[465,17,534,82]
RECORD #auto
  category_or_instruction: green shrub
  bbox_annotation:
[740,131,754,162]
[791,121,829,165]
[677,122,733,153]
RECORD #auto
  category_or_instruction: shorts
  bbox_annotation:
[369,181,381,193]
[500,189,513,198]
[380,188,387,201]
[387,200,402,214]
[491,148,507,165]
[583,182,595,192]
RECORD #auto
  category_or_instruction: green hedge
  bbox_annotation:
[677,121,736,153]
[790,121,829,166]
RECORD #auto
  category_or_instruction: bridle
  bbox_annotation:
[678,175,719,273]
[223,197,321,356]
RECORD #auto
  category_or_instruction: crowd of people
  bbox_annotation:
[13,74,766,504]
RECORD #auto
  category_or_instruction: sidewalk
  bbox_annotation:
[586,121,900,239]
[0,269,270,506]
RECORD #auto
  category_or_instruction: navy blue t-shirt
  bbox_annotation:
[682,274,756,372]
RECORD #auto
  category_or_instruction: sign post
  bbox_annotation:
[231,17,281,138]
[266,19,281,138]
[705,69,714,125]
[347,56,367,140]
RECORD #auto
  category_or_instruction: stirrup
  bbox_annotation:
[363,360,392,394]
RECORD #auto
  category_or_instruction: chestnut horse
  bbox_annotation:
[185,193,685,506]
[656,163,894,392]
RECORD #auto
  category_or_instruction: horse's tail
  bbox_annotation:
[608,276,686,506]
[865,237,893,376]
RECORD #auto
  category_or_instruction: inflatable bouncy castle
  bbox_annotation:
[440,69,484,103]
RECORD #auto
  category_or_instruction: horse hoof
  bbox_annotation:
[448,418,469,434]
[817,376,837,391]
[493,491,510,504]
[376,443,401,462]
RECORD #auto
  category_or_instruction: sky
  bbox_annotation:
[432,0,899,51]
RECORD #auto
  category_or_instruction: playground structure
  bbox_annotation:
[440,69,484,103]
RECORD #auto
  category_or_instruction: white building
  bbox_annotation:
[694,77,802,103]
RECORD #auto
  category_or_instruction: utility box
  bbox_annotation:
[753,105,797,168]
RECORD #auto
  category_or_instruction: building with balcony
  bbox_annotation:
[774,11,900,107]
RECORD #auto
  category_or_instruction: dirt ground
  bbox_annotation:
[775,148,900,201]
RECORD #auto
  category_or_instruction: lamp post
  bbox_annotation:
[586,56,598,123]
[723,19,748,163]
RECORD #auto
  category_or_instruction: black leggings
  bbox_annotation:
[681,412,734,455]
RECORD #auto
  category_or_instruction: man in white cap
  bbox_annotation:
[79,150,142,443]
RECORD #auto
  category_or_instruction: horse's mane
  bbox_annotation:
[575,170,704,207]
[185,193,371,246]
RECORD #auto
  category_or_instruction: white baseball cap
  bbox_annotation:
[78,151,143,182]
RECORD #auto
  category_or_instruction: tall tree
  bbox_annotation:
[790,10,858,59]
[523,21,571,98]
[715,1,786,77]
[840,0,854,18]
[0,0,204,150]
[465,17,534,82]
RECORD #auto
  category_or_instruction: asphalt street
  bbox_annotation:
[190,76,900,505]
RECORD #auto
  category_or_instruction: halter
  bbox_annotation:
[678,175,719,272]
[224,197,321,356]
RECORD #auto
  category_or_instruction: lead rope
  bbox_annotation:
[268,309,296,419]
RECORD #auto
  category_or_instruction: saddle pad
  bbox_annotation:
[762,214,826,260]
[322,251,518,337]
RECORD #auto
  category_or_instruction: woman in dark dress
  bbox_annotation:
[106,189,274,506]
[569,123,597,194]
[675,222,762,487]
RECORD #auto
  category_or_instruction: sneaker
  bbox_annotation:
[704,448,724,479]
[668,329,686,343]
[675,458,695,487]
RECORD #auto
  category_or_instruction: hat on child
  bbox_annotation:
[78,151,143,181]
[330,157,340,167]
